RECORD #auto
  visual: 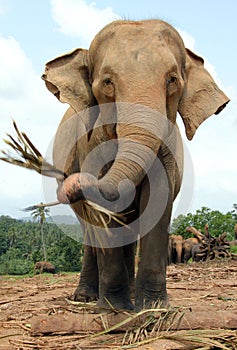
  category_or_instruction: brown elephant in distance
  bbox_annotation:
[42,20,229,311]
[182,237,200,263]
[34,261,56,274]
[230,223,237,245]
[168,235,184,264]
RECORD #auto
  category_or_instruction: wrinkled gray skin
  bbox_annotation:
[42,20,229,310]
[191,243,207,262]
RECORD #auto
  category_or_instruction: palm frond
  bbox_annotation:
[1,121,128,248]
[1,120,65,180]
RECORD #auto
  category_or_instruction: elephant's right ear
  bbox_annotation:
[178,49,230,140]
[42,48,95,112]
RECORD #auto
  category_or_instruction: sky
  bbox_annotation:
[0,0,236,220]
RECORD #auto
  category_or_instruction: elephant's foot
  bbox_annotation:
[142,293,168,310]
[72,284,98,302]
[135,290,168,311]
[96,295,134,311]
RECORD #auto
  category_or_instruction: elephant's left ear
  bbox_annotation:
[42,48,94,112]
[178,49,230,140]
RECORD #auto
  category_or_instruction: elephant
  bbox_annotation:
[182,237,200,263]
[168,234,184,264]
[42,19,229,311]
[230,223,237,245]
[34,261,56,274]
[191,243,208,262]
[43,49,136,304]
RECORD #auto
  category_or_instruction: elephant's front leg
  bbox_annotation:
[96,247,134,310]
[73,245,99,302]
[123,242,135,298]
[135,217,170,310]
[135,170,172,310]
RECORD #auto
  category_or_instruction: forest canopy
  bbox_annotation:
[0,205,236,275]
[0,215,83,275]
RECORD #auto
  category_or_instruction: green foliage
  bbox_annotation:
[233,204,237,221]
[171,206,236,240]
[0,215,83,275]
[0,247,34,274]
[31,205,51,261]
[230,244,237,254]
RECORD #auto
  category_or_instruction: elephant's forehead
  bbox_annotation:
[97,27,166,54]
[96,20,166,40]
[90,26,181,74]
[90,20,180,53]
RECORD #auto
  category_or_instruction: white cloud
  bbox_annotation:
[0,34,66,218]
[177,28,195,51]
[177,28,219,81]
[50,0,121,47]
[0,0,8,15]
[0,35,35,99]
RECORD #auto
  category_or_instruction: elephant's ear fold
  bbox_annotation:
[42,48,94,112]
[178,48,230,140]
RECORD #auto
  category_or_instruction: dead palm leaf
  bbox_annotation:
[1,120,129,248]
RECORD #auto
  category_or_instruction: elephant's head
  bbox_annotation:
[169,234,184,263]
[89,20,229,202]
[43,20,229,206]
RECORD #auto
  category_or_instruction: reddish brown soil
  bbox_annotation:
[0,259,236,349]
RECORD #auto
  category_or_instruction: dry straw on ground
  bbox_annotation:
[3,302,237,349]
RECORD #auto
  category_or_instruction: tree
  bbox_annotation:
[31,204,50,261]
[171,207,236,240]
[232,204,237,221]
[0,215,84,274]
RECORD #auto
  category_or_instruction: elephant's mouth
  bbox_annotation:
[41,75,60,100]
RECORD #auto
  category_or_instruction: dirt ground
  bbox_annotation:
[0,258,236,349]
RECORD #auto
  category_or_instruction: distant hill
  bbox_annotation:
[50,215,78,225]
[20,215,78,225]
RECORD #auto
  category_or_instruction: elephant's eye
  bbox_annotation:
[170,76,177,83]
[103,77,113,86]
[102,76,115,99]
[167,73,179,96]
[167,75,177,85]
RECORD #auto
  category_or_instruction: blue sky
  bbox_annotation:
[0,0,236,219]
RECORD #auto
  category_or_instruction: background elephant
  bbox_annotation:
[230,223,237,245]
[168,235,184,264]
[182,237,199,263]
[34,261,55,274]
[191,243,208,262]
[42,20,229,310]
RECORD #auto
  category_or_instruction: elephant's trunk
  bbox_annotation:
[97,103,168,203]
[56,102,180,211]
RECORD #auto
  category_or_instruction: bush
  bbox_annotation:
[230,245,237,254]
[0,247,34,275]
[0,216,84,275]
[0,258,34,275]
[171,207,236,239]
